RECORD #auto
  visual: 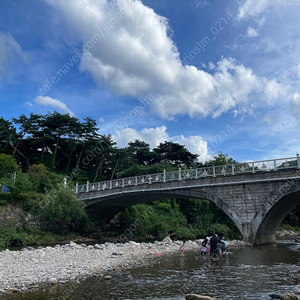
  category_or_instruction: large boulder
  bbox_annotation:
[185,294,218,300]
[162,236,172,243]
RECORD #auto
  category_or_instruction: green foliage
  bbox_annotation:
[282,204,300,227]
[39,184,92,233]
[28,164,48,191]
[117,198,242,242]
[0,154,18,184]
[0,223,35,248]
[279,223,300,232]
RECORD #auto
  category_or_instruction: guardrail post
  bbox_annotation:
[163,170,166,182]
[75,183,78,194]
[195,169,198,179]
[86,181,89,192]
[232,164,235,175]
[110,180,112,189]
[178,167,181,181]
[148,175,152,184]
[98,182,100,191]
[135,176,138,185]
[297,153,300,169]
[274,159,277,171]
[213,166,216,177]
[252,162,255,173]
[122,178,124,187]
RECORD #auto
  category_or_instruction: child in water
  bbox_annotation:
[179,240,186,254]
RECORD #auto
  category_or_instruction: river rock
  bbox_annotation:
[270,293,299,300]
[281,293,298,300]
[186,294,218,300]
[104,276,112,280]
[48,278,57,285]
[94,244,102,249]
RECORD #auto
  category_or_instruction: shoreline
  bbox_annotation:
[0,239,251,296]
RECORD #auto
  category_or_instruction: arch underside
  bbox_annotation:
[254,191,300,245]
[86,189,243,234]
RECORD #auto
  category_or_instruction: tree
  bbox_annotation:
[42,112,80,171]
[28,164,48,192]
[0,154,18,184]
[0,117,17,155]
[153,141,198,167]
[126,140,152,165]
[205,152,237,166]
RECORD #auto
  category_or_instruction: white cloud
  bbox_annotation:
[99,117,105,123]
[0,31,27,78]
[112,125,211,162]
[45,0,287,119]
[237,0,299,20]
[112,126,169,149]
[237,0,270,20]
[290,93,300,122]
[247,27,258,37]
[34,96,74,116]
[261,79,289,105]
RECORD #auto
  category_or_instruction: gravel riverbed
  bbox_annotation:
[0,239,250,296]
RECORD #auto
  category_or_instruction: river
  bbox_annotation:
[2,242,300,300]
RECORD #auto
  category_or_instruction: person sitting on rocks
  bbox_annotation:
[168,228,175,242]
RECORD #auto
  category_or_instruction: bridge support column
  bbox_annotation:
[241,222,277,245]
[253,234,276,245]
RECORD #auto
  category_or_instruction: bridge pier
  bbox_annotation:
[242,234,276,246]
[252,234,276,245]
[238,222,277,246]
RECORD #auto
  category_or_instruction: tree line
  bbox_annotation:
[1,112,211,184]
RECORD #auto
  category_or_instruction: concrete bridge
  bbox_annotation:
[76,154,300,245]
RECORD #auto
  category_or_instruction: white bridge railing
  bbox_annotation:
[75,154,300,194]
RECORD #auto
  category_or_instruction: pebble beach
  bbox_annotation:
[0,239,251,296]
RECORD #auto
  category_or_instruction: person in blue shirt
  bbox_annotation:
[220,237,228,255]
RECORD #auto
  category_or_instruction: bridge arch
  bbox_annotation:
[252,182,300,245]
[86,188,243,235]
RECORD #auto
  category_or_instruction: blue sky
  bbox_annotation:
[1,0,300,163]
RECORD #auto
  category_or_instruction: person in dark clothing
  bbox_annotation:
[209,234,218,255]
[168,228,175,242]
[201,238,208,255]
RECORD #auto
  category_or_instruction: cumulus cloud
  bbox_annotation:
[34,96,74,116]
[247,27,258,37]
[111,125,211,162]
[45,0,287,119]
[0,32,27,78]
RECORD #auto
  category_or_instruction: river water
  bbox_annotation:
[2,242,300,300]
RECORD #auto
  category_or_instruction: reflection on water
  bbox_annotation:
[2,243,300,300]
